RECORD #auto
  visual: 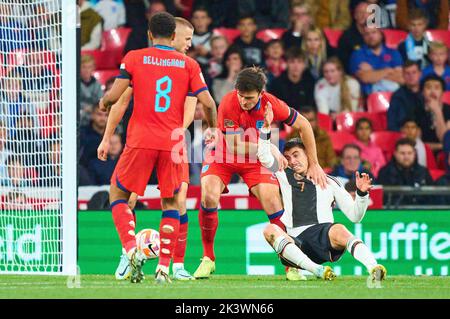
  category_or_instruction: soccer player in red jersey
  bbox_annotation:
[98,12,217,284]
[193,67,327,280]
[104,17,199,281]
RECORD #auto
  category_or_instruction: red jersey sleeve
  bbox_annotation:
[118,51,136,80]
[269,95,299,126]
[186,57,208,96]
[218,93,241,134]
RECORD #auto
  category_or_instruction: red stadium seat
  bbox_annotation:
[212,28,241,44]
[323,28,343,48]
[328,131,357,154]
[426,30,450,48]
[429,169,446,181]
[367,91,393,113]
[382,29,408,49]
[335,112,387,133]
[256,28,286,42]
[317,112,333,131]
[443,92,450,105]
[371,131,402,161]
[101,27,132,65]
[93,69,119,90]
[81,49,117,70]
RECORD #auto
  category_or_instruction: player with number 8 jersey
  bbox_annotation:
[99,12,217,284]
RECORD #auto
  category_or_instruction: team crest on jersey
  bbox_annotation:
[224,119,235,128]
[256,120,264,130]
[202,165,210,173]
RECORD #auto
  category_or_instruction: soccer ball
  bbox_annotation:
[135,228,160,259]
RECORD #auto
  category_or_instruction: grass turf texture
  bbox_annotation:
[0,275,449,299]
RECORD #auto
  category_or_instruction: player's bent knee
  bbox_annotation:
[202,191,220,208]
[263,224,280,244]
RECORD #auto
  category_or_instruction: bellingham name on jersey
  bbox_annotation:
[142,56,186,68]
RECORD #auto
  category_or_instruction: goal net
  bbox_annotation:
[0,0,77,275]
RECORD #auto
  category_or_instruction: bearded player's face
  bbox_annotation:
[172,25,193,54]
[236,90,261,111]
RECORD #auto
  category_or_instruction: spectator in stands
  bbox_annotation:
[435,131,450,195]
[192,0,239,29]
[350,26,404,96]
[207,35,229,80]
[377,138,434,205]
[397,9,430,70]
[330,144,374,184]
[281,1,315,51]
[94,0,126,31]
[268,47,315,111]
[190,7,212,67]
[396,0,449,31]
[80,0,103,50]
[421,42,450,91]
[417,75,450,151]
[38,140,62,187]
[212,47,244,104]
[88,133,122,185]
[123,0,150,53]
[232,15,265,67]
[0,4,29,53]
[237,0,289,29]
[387,60,424,131]
[0,123,12,186]
[79,103,108,168]
[314,57,361,118]
[11,111,42,167]
[401,118,436,168]
[80,54,103,127]
[264,39,286,81]
[301,26,333,81]
[0,70,26,137]
[354,118,386,177]
[287,107,337,170]
[338,1,370,73]
[4,155,36,188]
[315,0,351,30]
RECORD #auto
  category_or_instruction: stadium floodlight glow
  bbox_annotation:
[0,0,77,275]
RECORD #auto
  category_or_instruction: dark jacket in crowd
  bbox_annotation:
[387,85,424,131]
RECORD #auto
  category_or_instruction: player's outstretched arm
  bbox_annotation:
[97,88,132,161]
[330,172,371,223]
[100,78,130,112]
[291,113,327,189]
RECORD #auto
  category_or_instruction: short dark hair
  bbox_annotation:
[403,59,421,70]
[235,67,267,93]
[395,137,416,150]
[285,47,305,62]
[192,6,209,17]
[283,138,306,153]
[342,144,361,156]
[421,74,446,92]
[149,12,176,39]
[355,117,373,130]
[401,117,419,127]
[408,8,428,22]
[238,15,256,25]
[265,39,284,51]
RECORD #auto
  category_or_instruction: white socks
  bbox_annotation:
[346,237,377,272]
[273,236,323,277]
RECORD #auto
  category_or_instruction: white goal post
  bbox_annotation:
[0,0,77,275]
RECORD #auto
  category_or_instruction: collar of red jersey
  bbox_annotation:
[154,44,175,51]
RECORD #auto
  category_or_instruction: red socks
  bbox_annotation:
[158,210,180,267]
[173,213,188,264]
[199,205,218,261]
[268,209,286,231]
[111,200,136,253]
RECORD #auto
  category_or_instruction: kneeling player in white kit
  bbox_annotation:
[258,104,386,282]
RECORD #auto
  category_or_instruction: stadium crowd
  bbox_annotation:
[1,0,450,206]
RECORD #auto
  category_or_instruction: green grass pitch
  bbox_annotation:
[0,275,449,299]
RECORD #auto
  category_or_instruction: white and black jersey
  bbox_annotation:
[257,128,370,237]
